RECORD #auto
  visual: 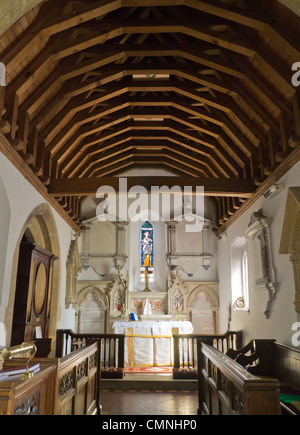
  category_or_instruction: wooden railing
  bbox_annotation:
[58,342,101,415]
[173,331,243,371]
[197,340,281,415]
[55,329,125,371]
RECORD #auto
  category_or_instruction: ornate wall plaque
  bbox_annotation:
[245,210,277,318]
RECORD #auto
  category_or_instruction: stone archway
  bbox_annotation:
[5,202,61,349]
[0,1,44,36]
[187,285,219,334]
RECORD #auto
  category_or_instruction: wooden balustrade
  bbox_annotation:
[55,329,125,376]
[173,331,243,375]
[197,340,281,415]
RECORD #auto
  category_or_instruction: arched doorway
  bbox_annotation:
[5,203,61,353]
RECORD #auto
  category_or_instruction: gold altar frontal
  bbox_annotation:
[112,320,193,367]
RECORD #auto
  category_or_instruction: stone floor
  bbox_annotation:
[101,373,199,415]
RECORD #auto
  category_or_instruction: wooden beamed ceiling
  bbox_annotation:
[1,0,300,232]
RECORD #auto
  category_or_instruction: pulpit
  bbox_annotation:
[112,320,193,367]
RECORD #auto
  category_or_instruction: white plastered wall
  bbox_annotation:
[217,160,300,347]
[0,151,75,347]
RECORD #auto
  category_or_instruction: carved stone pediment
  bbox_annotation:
[167,267,189,314]
[109,269,128,318]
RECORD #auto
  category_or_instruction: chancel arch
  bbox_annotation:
[187,285,219,334]
[5,203,60,351]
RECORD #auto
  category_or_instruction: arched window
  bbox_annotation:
[241,250,249,306]
[140,221,154,282]
[230,236,249,310]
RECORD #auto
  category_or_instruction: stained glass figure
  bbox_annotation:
[140,221,153,268]
[140,221,154,283]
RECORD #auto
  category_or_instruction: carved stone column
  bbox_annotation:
[82,222,92,254]
[114,221,128,270]
[166,221,178,270]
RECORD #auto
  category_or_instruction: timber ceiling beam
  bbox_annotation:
[1,0,300,232]
[40,91,267,151]
[38,81,261,150]
[48,176,256,198]
[49,115,252,179]
[58,128,242,178]
[64,143,224,179]
[63,136,239,179]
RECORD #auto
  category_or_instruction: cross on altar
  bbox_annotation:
[142,266,153,292]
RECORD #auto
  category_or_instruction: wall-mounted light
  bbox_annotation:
[263,183,284,199]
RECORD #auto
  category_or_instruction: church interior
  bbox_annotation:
[0,0,300,416]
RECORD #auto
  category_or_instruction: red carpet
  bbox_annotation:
[125,366,173,374]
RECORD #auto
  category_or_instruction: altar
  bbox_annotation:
[112,320,193,367]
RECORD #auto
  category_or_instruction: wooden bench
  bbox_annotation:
[226,339,300,415]
[197,340,281,415]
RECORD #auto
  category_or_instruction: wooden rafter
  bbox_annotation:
[0,0,299,230]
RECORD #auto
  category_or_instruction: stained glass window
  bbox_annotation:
[140,221,154,282]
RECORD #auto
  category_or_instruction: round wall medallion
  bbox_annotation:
[235,297,246,309]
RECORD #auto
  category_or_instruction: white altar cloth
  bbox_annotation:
[112,320,193,367]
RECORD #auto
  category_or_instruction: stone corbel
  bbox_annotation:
[113,221,128,270]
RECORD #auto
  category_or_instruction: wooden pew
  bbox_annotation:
[0,342,101,415]
[197,340,281,415]
[226,339,300,415]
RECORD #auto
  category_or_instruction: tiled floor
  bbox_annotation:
[101,390,199,415]
[101,386,199,415]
